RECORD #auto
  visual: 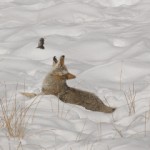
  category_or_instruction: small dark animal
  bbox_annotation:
[37,38,45,49]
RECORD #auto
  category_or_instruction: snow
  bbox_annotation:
[0,0,150,150]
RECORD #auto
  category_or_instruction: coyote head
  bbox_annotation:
[51,55,76,80]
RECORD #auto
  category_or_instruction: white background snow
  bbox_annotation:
[0,0,150,149]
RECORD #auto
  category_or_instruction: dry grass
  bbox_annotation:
[49,95,76,119]
[96,122,102,141]
[0,94,38,139]
[0,118,4,129]
[144,112,147,137]
[17,141,23,150]
[112,124,123,138]
[120,61,124,91]
[76,119,87,141]
[119,62,136,116]
[124,84,136,116]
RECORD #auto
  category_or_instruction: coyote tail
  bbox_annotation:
[21,92,37,98]
[104,106,116,113]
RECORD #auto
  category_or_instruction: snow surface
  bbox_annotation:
[0,0,150,149]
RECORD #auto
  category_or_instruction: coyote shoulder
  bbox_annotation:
[22,55,115,113]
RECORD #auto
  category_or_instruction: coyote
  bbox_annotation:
[22,55,115,113]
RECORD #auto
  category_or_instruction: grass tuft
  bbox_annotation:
[123,84,136,116]
[0,94,38,139]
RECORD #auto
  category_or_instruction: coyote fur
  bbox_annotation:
[22,55,115,113]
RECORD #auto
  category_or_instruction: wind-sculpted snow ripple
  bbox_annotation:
[0,0,150,150]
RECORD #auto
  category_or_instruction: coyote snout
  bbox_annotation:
[22,55,115,113]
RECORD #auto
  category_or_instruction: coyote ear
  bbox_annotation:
[59,55,65,66]
[66,73,76,80]
[53,56,58,65]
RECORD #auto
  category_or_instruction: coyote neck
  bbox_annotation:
[42,73,69,96]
